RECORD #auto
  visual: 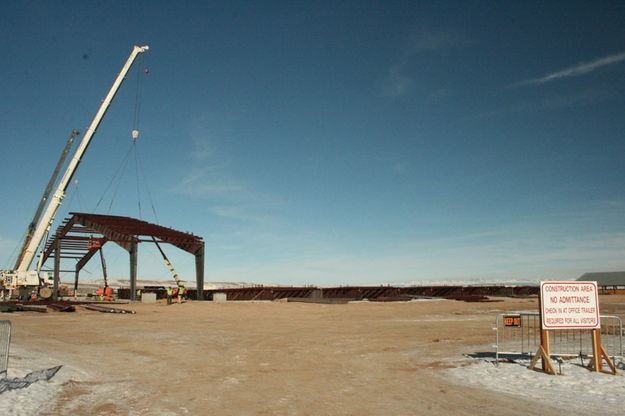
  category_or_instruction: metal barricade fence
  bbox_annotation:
[0,320,11,377]
[494,313,623,366]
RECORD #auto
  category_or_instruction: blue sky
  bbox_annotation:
[1,1,624,285]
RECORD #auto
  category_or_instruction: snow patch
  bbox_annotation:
[0,345,88,416]
[447,357,625,415]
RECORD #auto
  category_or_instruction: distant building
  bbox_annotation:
[577,272,625,292]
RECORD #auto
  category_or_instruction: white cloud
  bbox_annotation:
[173,167,244,199]
[467,88,612,119]
[391,161,410,174]
[380,65,413,97]
[515,51,625,87]
[170,117,245,199]
[429,88,453,100]
[370,154,411,175]
[380,30,468,99]
[208,205,246,219]
[190,134,214,160]
[407,30,468,54]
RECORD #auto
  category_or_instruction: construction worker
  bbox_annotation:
[177,285,185,303]
[166,287,172,305]
[104,287,114,301]
[137,289,141,300]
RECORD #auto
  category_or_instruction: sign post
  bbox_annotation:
[529,281,619,375]
[529,288,558,375]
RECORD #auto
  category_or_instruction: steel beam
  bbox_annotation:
[75,237,109,272]
[41,215,78,263]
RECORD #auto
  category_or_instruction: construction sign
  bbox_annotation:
[540,281,600,329]
[504,314,521,327]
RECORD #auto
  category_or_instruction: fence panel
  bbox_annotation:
[0,320,11,377]
[495,313,622,366]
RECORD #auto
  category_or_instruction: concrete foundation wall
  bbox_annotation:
[213,292,227,303]
[141,292,157,303]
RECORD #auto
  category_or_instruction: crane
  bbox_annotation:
[1,45,149,291]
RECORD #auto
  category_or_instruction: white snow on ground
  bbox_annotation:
[0,346,152,416]
[6,352,624,416]
[446,357,625,415]
[6,350,624,416]
[0,345,90,416]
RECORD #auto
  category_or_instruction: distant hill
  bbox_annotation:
[62,279,269,290]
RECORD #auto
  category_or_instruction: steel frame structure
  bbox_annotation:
[41,212,204,300]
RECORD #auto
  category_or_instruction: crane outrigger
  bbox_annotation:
[1,45,149,295]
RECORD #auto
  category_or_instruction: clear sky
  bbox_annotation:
[1,1,624,286]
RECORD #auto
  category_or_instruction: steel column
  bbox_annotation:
[129,240,137,301]
[74,267,79,293]
[53,239,60,301]
[195,243,205,300]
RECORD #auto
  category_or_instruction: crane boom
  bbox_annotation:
[16,45,149,272]
[14,129,81,270]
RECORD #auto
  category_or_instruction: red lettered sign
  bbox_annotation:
[540,281,600,329]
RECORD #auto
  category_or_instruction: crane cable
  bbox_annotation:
[134,147,160,223]
[65,178,84,213]
[93,144,133,213]
[132,53,144,218]
[132,53,144,134]
[5,230,27,269]
[131,53,159,223]
[93,54,159,222]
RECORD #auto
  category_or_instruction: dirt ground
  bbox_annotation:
[6,295,625,415]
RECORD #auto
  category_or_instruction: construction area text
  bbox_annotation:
[540,282,600,329]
